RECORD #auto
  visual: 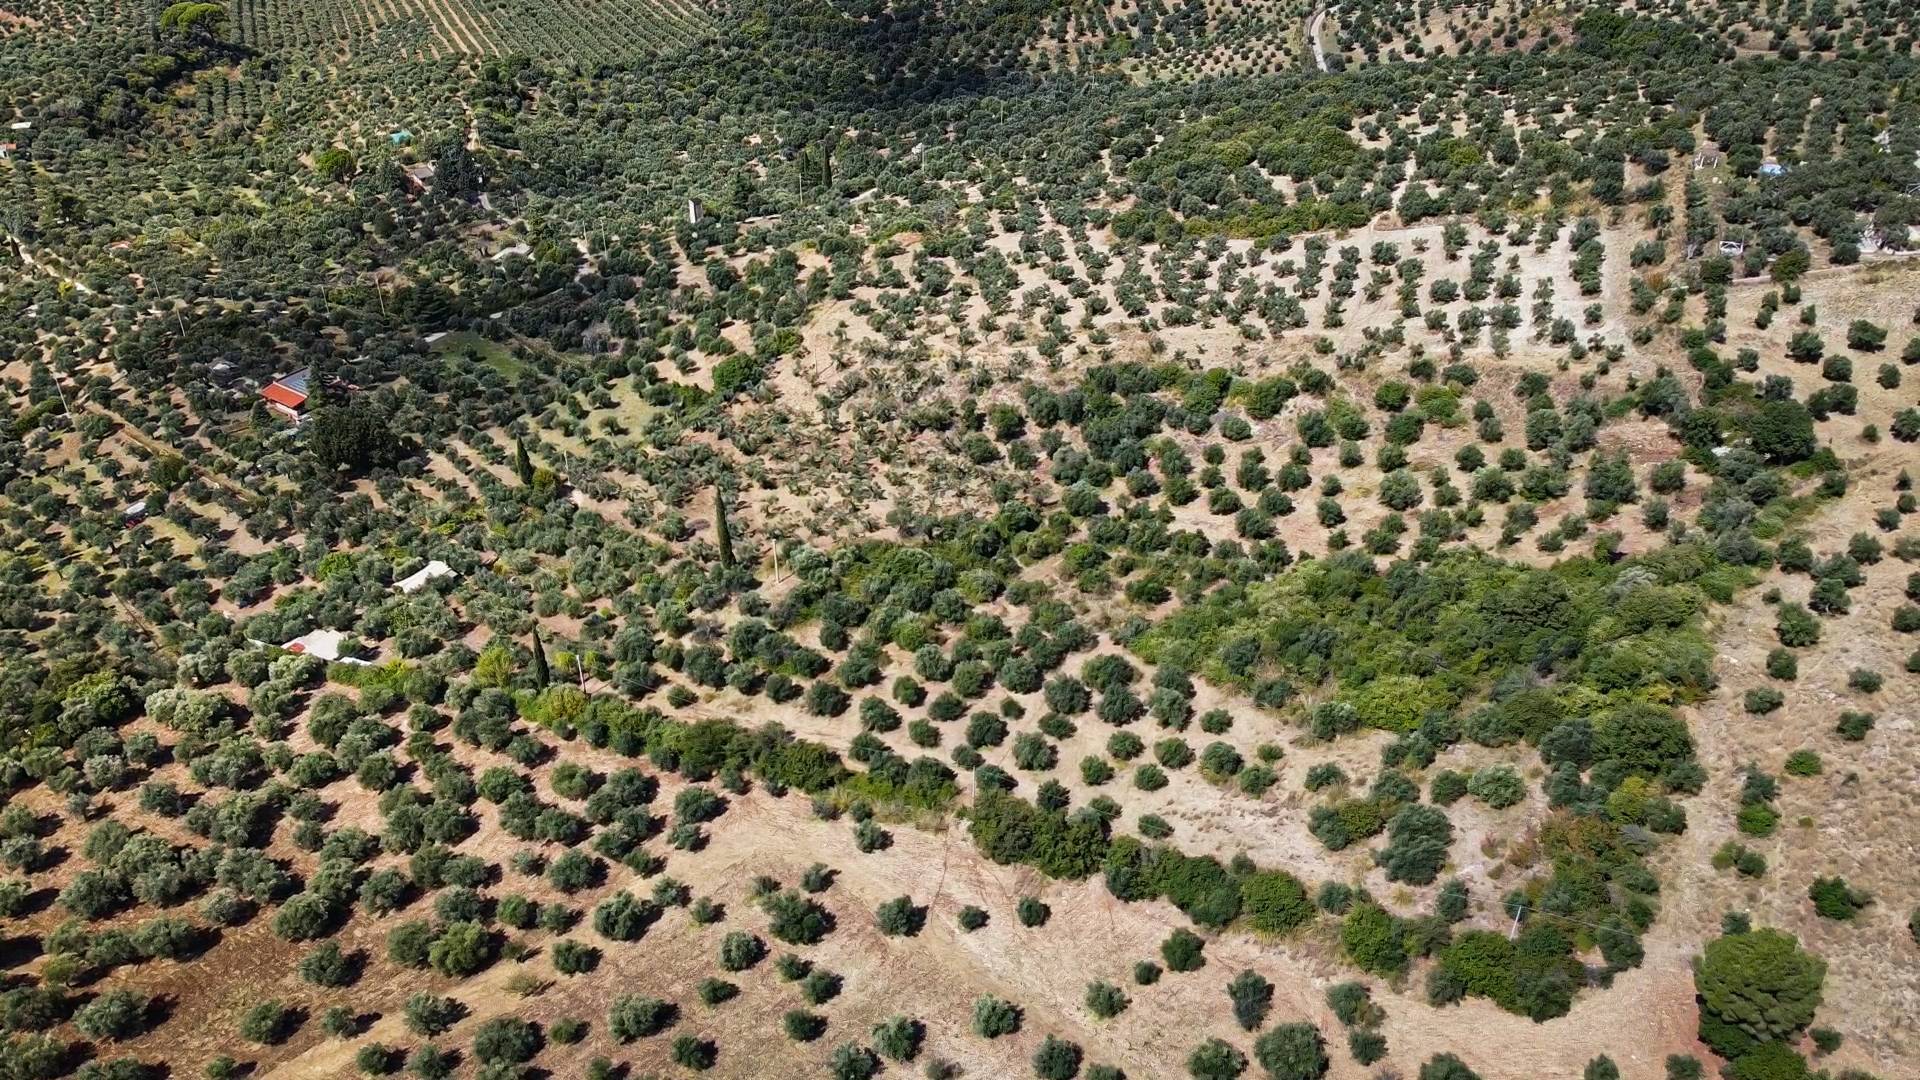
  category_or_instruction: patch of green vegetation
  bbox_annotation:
[1138,545,1723,724]
[433,332,524,376]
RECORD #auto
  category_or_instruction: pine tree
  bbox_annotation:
[530,629,550,689]
[714,487,735,568]
[514,436,533,486]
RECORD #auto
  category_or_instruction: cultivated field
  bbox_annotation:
[0,2,1917,1079]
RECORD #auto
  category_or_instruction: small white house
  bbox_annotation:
[394,560,456,594]
[279,628,370,665]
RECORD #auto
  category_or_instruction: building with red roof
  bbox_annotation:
[262,367,312,422]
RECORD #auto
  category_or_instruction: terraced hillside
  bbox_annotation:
[0,0,715,59]
[223,0,717,60]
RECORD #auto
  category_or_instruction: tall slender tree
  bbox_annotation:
[514,436,533,486]
[530,629,550,689]
[714,486,735,569]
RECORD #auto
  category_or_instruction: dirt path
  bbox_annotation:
[5,234,94,294]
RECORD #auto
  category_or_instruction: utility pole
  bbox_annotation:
[49,368,75,427]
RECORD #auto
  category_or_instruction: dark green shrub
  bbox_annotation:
[297,941,358,987]
[1226,969,1272,1031]
[782,1009,826,1042]
[1033,1036,1083,1080]
[1808,877,1870,921]
[671,1034,715,1070]
[801,968,843,1005]
[471,1017,540,1065]
[1241,870,1312,934]
[828,1043,880,1080]
[608,996,676,1041]
[403,993,466,1037]
[1086,980,1129,1019]
[1349,1028,1387,1065]
[1783,751,1821,777]
[1252,1022,1328,1080]
[238,999,296,1045]
[1418,1054,1483,1080]
[972,995,1021,1039]
[1376,804,1454,885]
[874,896,924,936]
[1186,1038,1247,1080]
[1161,928,1205,972]
[1341,905,1406,976]
[1017,897,1051,927]
[872,1015,923,1061]
[1695,929,1825,1058]
[718,931,765,970]
[74,989,148,1041]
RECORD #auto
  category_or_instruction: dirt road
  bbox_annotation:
[1310,5,1333,72]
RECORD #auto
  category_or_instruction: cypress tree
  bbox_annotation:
[715,487,735,568]
[514,436,533,486]
[530,630,550,689]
